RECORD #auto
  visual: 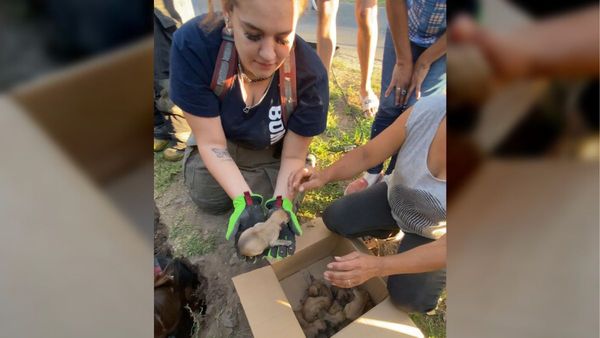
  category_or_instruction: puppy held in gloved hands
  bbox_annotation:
[237,208,291,257]
[264,195,302,259]
[226,191,266,261]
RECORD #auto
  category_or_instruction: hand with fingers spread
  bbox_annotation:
[323,251,382,288]
[288,167,330,195]
[384,61,414,107]
[406,56,432,102]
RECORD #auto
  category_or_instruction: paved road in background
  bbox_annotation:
[193,1,387,60]
[298,4,387,60]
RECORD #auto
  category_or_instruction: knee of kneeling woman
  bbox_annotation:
[191,196,231,215]
[322,201,347,235]
[387,282,438,314]
[186,186,231,215]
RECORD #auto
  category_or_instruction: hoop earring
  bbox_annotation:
[224,16,233,35]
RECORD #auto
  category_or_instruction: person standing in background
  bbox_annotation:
[316,0,380,117]
[154,0,196,161]
[345,0,447,194]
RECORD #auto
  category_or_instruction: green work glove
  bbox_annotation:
[226,192,265,259]
[264,196,302,259]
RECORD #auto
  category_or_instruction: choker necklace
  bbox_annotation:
[238,60,272,83]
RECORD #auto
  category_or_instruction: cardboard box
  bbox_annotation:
[233,219,424,338]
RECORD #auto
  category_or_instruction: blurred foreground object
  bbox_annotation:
[0,96,152,337]
[10,39,153,184]
[447,0,599,194]
[447,2,599,337]
[449,160,599,338]
[0,0,151,90]
[448,4,599,108]
[0,38,153,337]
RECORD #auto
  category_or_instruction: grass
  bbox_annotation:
[298,57,379,219]
[154,152,182,196]
[169,213,218,257]
[410,290,447,338]
[299,57,447,338]
[153,55,446,338]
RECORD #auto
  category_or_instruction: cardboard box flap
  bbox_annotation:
[271,218,337,280]
[0,96,151,337]
[232,266,305,338]
[335,298,424,338]
[296,218,335,252]
[10,38,153,184]
[235,218,423,338]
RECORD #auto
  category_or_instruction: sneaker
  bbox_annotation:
[154,138,169,152]
[305,153,316,168]
[360,92,380,118]
[163,147,184,162]
[344,172,383,195]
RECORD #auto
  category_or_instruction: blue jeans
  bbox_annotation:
[368,28,446,175]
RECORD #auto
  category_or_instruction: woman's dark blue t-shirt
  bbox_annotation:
[170,16,329,150]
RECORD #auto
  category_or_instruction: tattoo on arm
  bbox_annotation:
[211,148,233,161]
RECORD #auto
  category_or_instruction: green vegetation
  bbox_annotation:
[298,57,379,219]
[170,213,218,257]
[410,290,447,338]
[154,152,182,196]
[299,58,447,338]
[153,56,446,338]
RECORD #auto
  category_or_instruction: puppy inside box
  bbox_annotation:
[286,267,376,337]
[233,219,422,338]
[275,233,388,337]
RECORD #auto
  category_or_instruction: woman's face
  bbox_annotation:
[227,0,298,80]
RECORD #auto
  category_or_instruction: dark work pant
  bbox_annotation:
[182,142,280,215]
[323,181,446,313]
[153,12,190,148]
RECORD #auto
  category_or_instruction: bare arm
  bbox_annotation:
[407,32,447,100]
[184,112,250,198]
[380,234,446,275]
[290,107,413,193]
[514,6,599,78]
[384,0,414,105]
[386,0,411,63]
[419,32,447,66]
[451,6,599,82]
[273,131,312,199]
[322,105,412,182]
[324,234,446,286]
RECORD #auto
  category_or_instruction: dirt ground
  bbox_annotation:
[154,56,446,337]
[155,174,267,338]
[154,175,404,338]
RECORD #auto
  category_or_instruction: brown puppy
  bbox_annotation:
[154,272,181,338]
[237,209,293,256]
[343,289,369,321]
[302,296,333,322]
[154,257,207,338]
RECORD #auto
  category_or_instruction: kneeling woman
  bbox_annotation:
[290,95,446,313]
[170,0,328,258]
